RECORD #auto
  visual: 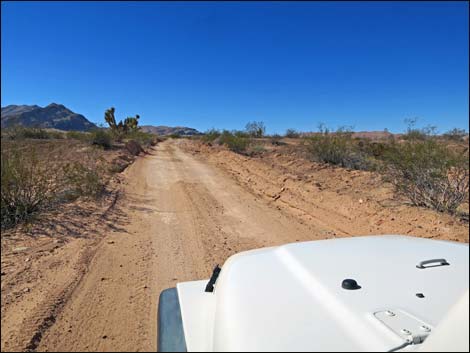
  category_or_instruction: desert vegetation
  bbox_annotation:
[0,108,158,231]
[306,125,374,171]
[381,138,468,214]
[1,140,107,230]
[200,122,269,154]
[199,120,469,216]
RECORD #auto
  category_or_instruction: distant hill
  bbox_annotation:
[1,103,97,131]
[140,125,202,136]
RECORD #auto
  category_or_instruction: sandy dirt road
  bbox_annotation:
[35,139,323,351]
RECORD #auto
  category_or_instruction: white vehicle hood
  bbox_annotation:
[177,235,469,352]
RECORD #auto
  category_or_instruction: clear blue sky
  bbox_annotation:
[1,1,469,133]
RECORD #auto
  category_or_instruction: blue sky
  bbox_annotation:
[1,1,468,133]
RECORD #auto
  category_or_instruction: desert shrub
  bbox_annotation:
[403,127,436,141]
[443,128,468,141]
[3,127,64,140]
[202,129,221,143]
[233,130,250,138]
[218,131,249,153]
[126,130,155,147]
[66,131,89,141]
[250,144,266,155]
[63,162,104,199]
[270,134,286,146]
[402,118,437,141]
[307,127,372,170]
[356,139,391,159]
[46,130,65,139]
[245,121,266,138]
[168,133,181,139]
[1,147,61,229]
[381,139,469,214]
[285,129,300,138]
[90,129,112,149]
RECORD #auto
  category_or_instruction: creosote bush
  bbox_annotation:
[285,129,300,138]
[1,147,62,229]
[245,121,266,138]
[202,129,221,143]
[3,127,64,140]
[218,130,249,153]
[1,145,106,230]
[381,139,469,214]
[90,129,113,149]
[63,161,105,200]
[126,130,156,147]
[307,126,372,170]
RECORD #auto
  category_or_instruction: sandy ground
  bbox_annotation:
[1,138,468,352]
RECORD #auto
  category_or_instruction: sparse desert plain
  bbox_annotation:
[1,134,468,352]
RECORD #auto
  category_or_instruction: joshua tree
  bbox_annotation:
[104,108,140,136]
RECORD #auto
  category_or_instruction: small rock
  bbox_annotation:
[102,335,108,339]
[0,272,6,276]
[107,241,115,244]
[358,199,364,204]
[25,258,30,262]
[23,288,30,293]
[13,247,29,253]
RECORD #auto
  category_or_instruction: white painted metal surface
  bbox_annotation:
[176,235,469,352]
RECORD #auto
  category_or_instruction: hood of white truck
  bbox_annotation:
[177,235,469,352]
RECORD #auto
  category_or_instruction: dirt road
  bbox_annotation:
[34,139,323,351]
[2,138,466,352]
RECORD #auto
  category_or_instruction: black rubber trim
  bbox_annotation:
[157,288,187,352]
[205,265,221,293]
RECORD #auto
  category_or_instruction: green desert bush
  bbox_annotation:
[250,144,266,155]
[443,128,468,141]
[63,161,105,199]
[270,134,286,146]
[381,139,469,214]
[90,129,113,149]
[202,129,221,143]
[307,127,372,170]
[1,147,62,229]
[66,131,89,141]
[245,121,266,138]
[3,127,64,140]
[1,144,107,229]
[218,130,249,153]
[126,130,155,147]
[285,129,300,138]
[402,118,437,141]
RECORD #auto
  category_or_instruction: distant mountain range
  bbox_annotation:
[140,125,202,136]
[1,104,202,136]
[1,103,97,131]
